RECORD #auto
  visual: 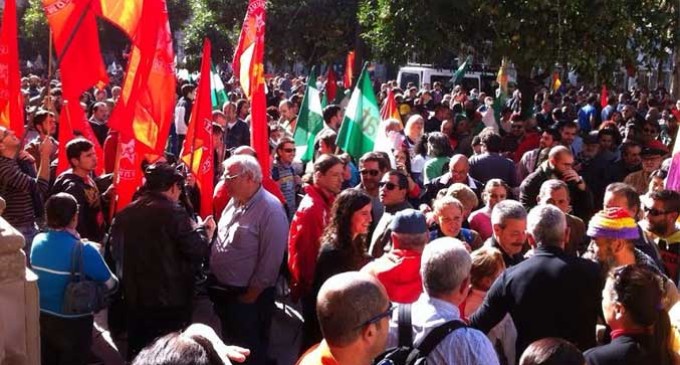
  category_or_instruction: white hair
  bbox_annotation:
[537,179,569,204]
[420,238,471,296]
[527,204,566,247]
[224,154,262,183]
[491,200,527,226]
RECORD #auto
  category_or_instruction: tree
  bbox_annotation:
[19,0,50,63]
[359,0,679,104]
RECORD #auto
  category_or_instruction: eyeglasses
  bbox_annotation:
[223,172,243,181]
[643,206,670,216]
[353,304,396,330]
[379,181,399,190]
[360,169,381,177]
[281,148,296,153]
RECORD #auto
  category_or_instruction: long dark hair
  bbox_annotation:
[320,188,372,263]
[608,264,672,365]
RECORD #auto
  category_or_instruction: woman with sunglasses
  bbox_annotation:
[584,265,676,365]
[300,189,374,353]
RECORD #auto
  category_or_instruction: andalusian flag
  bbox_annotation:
[211,63,228,109]
[451,56,471,85]
[292,67,324,162]
[336,63,381,160]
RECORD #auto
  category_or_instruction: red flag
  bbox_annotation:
[180,39,214,219]
[113,134,142,212]
[343,51,355,89]
[600,84,608,109]
[232,0,266,98]
[43,0,108,100]
[102,0,175,155]
[325,66,337,102]
[0,0,24,136]
[56,100,105,175]
[380,88,401,124]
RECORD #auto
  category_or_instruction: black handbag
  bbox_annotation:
[62,240,107,315]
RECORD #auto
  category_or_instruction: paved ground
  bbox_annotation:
[88,279,303,365]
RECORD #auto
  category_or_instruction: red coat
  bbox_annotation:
[287,184,334,302]
[362,249,423,304]
[513,132,540,163]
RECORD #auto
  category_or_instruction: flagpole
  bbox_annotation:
[109,136,121,223]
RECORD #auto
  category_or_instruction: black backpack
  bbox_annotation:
[374,304,467,365]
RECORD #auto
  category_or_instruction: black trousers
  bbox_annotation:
[125,306,191,361]
[40,312,93,365]
[211,287,275,365]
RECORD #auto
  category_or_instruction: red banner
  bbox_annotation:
[0,0,24,136]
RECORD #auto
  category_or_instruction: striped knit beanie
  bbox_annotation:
[586,208,640,240]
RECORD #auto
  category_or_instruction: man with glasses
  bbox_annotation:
[643,189,680,285]
[357,152,389,237]
[385,238,499,364]
[209,155,289,365]
[0,125,53,256]
[421,154,484,207]
[297,272,391,365]
[272,137,300,221]
[368,170,412,258]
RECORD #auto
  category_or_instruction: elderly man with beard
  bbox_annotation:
[585,207,679,310]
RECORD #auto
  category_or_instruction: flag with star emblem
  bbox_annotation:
[232,0,266,98]
[0,0,24,136]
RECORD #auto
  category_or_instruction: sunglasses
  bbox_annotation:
[360,169,380,177]
[643,206,669,216]
[379,181,399,190]
[281,148,296,153]
[353,304,396,330]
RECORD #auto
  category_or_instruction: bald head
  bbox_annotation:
[548,145,571,161]
[232,145,256,157]
[449,154,470,183]
[317,272,389,347]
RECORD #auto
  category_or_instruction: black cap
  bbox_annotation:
[144,163,184,190]
[583,131,600,145]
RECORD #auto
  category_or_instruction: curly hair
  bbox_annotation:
[319,188,372,263]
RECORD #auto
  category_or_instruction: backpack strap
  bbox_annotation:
[397,304,412,347]
[408,320,467,361]
[69,240,84,283]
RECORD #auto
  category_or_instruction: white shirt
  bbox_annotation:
[387,294,500,365]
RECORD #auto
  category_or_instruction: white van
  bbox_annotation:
[397,64,511,95]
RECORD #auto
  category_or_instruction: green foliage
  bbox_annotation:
[183,0,236,69]
[19,0,50,61]
[359,0,678,85]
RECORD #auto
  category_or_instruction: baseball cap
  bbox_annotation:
[390,209,427,234]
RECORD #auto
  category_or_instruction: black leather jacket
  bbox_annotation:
[109,191,210,310]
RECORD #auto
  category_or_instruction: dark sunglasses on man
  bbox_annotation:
[360,169,380,177]
[378,181,399,190]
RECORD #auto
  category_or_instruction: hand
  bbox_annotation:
[202,215,216,238]
[18,150,36,163]
[224,346,251,363]
[39,137,54,159]
[103,185,116,198]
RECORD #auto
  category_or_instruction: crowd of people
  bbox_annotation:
[3,66,680,365]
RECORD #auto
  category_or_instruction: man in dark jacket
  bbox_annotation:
[519,145,594,222]
[224,101,251,149]
[109,163,216,359]
[421,154,484,207]
[50,138,110,242]
[470,204,602,359]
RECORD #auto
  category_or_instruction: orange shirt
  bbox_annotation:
[296,341,340,365]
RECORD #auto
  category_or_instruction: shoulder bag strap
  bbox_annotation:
[412,320,467,358]
[397,304,413,347]
[69,239,83,283]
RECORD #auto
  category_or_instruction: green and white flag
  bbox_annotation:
[451,56,471,85]
[293,67,324,162]
[336,63,380,160]
[210,63,228,109]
